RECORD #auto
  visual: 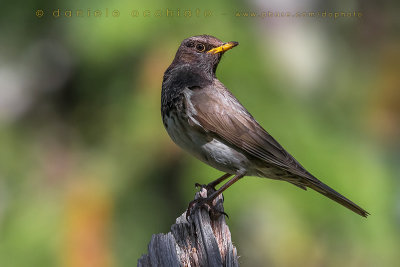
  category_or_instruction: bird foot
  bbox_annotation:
[186,194,228,221]
[194,182,217,192]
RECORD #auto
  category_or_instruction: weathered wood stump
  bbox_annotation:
[138,187,239,267]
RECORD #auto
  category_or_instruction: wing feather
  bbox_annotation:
[188,83,310,177]
[186,83,369,217]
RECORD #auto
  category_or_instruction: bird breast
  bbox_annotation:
[163,88,250,174]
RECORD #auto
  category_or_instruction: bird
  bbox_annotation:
[161,35,369,218]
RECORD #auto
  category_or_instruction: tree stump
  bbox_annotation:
[138,187,239,267]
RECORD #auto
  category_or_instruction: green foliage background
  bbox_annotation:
[0,1,399,266]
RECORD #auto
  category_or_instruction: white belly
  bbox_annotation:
[164,113,250,175]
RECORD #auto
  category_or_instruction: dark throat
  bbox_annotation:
[161,63,214,119]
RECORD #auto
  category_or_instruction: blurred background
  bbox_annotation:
[0,0,399,266]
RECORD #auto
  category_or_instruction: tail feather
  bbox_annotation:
[305,179,369,217]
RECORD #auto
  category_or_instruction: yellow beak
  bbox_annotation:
[207,41,239,54]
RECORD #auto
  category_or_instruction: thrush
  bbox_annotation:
[161,35,369,218]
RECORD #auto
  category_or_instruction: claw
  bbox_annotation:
[186,196,227,221]
[205,183,217,192]
[221,211,229,219]
[187,173,239,222]
[194,183,203,188]
[186,198,204,220]
[194,182,218,191]
[186,198,211,220]
[211,210,229,220]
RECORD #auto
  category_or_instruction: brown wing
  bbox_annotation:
[188,83,311,178]
[188,83,369,217]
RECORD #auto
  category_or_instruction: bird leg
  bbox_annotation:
[187,174,244,220]
[195,173,233,191]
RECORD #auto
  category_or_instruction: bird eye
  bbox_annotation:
[195,43,205,52]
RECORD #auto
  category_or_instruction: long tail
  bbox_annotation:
[304,179,369,217]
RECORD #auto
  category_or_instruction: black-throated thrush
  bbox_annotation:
[161,35,369,218]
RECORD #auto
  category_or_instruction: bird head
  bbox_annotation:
[171,35,238,76]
